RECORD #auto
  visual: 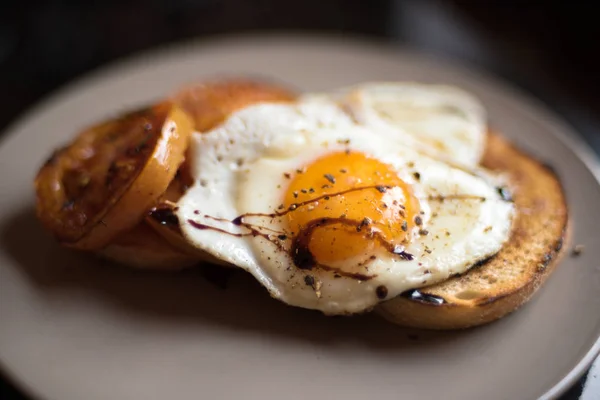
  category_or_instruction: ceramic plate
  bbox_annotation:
[0,35,599,400]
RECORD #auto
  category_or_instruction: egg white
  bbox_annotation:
[303,82,487,167]
[177,100,513,315]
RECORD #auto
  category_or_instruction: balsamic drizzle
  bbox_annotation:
[401,289,446,305]
[148,206,179,227]
[186,183,511,281]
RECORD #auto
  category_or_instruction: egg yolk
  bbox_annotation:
[283,151,419,268]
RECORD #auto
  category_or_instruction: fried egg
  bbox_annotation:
[303,82,487,167]
[176,99,513,315]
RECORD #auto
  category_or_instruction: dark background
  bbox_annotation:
[1,1,598,399]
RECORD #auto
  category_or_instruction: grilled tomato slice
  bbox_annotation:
[35,102,193,250]
[145,156,210,259]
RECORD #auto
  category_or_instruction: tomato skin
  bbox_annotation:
[35,103,194,250]
[35,78,296,264]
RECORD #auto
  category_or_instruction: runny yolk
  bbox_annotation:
[283,151,419,267]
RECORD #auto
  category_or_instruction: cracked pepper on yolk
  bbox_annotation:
[283,151,419,267]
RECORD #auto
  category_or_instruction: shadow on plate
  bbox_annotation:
[1,206,485,351]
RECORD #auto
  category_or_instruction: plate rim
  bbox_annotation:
[0,32,599,400]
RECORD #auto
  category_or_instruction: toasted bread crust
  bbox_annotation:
[172,79,296,132]
[375,132,569,329]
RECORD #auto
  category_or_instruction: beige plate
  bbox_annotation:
[0,35,599,400]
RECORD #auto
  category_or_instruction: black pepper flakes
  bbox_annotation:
[401,221,408,232]
[309,188,315,193]
[414,215,423,226]
[571,245,584,257]
[288,204,298,211]
[304,275,315,286]
[324,174,336,184]
[497,186,513,201]
[356,217,372,232]
[301,189,308,194]
[419,229,429,236]
[284,172,291,179]
[376,185,387,193]
[340,168,347,173]
[375,285,388,299]
[293,191,298,198]
[278,234,288,240]
[413,172,421,181]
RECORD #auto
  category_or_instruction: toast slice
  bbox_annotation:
[375,131,569,329]
[96,221,199,270]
